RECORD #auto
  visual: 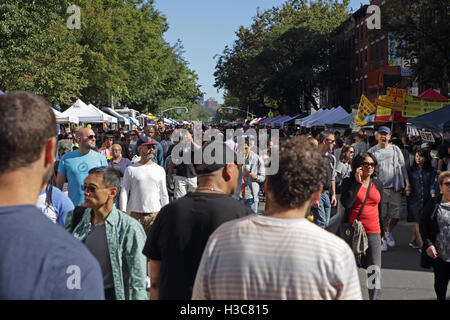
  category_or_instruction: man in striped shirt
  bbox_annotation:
[192,136,362,300]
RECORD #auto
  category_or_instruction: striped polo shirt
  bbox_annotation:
[192,215,362,300]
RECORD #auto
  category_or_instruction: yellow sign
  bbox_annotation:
[356,94,376,122]
[268,111,274,117]
[376,105,392,117]
[402,95,447,118]
[375,96,403,112]
[386,87,406,105]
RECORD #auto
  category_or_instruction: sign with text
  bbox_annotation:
[356,95,376,123]
[402,95,447,118]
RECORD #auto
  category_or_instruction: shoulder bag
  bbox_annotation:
[339,182,372,248]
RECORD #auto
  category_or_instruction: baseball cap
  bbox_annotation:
[194,141,238,175]
[377,126,391,135]
[136,137,158,148]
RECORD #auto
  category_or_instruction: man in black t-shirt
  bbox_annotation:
[143,142,253,300]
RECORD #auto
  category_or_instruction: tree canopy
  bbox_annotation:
[0,0,201,112]
[381,0,450,96]
[214,0,350,116]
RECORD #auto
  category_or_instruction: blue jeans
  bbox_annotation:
[239,198,259,214]
[312,192,331,228]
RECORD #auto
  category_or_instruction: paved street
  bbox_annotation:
[258,197,449,300]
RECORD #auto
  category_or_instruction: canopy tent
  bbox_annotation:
[137,114,157,125]
[53,108,79,124]
[329,114,352,127]
[166,118,179,125]
[274,114,302,126]
[251,117,267,125]
[126,116,139,126]
[418,88,448,101]
[407,105,450,132]
[303,108,339,128]
[258,116,275,125]
[262,115,283,126]
[297,109,328,127]
[101,107,130,125]
[313,106,349,125]
[62,100,117,123]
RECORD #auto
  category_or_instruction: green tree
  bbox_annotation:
[214,0,350,115]
[0,0,87,104]
[382,0,450,96]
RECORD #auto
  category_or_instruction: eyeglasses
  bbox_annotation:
[130,133,137,136]
[349,151,354,154]
[362,162,375,168]
[86,135,95,140]
[112,149,121,152]
[67,137,73,140]
[326,139,335,144]
[146,145,155,150]
[443,181,450,187]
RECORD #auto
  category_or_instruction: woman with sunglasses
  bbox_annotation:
[340,152,384,300]
[420,171,450,300]
[407,149,436,251]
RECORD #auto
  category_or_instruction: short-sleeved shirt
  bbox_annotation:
[58,150,108,206]
[108,157,132,177]
[143,192,253,300]
[368,144,405,188]
[192,215,362,300]
[0,205,104,299]
[36,186,75,228]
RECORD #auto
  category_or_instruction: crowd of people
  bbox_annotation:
[1,90,449,301]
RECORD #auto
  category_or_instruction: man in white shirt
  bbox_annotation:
[119,137,169,235]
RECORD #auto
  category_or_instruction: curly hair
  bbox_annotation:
[268,136,327,209]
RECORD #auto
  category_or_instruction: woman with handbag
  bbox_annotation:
[420,171,450,300]
[340,153,384,300]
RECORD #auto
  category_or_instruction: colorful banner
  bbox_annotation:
[374,105,392,122]
[356,94,376,122]
[402,95,447,118]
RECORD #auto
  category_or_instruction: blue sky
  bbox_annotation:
[154,0,370,104]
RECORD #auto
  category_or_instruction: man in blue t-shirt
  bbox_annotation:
[56,127,108,206]
[0,91,104,299]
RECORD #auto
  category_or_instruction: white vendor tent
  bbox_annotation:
[62,99,117,124]
[53,108,79,124]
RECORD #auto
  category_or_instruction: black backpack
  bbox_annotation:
[70,206,86,232]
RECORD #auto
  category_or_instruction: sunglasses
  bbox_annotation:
[81,185,98,193]
[443,182,450,187]
[349,151,354,154]
[326,139,335,144]
[362,162,375,168]
[130,133,137,136]
[86,135,95,140]
[145,145,155,150]
[67,137,73,140]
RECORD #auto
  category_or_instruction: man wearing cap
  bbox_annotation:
[368,126,411,252]
[132,125,164,166]
[119,137,169,235]
[142,141,253,300]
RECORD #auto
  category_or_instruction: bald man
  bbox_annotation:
[56,127,108,206]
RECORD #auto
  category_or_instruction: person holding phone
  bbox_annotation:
[340,153,385,300]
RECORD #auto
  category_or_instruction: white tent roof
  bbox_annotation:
[62,100,117,123]
[101,107,130,125]
[53,108,79,124]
